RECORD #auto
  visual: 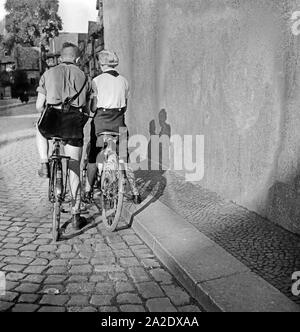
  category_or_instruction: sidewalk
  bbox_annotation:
[0,98,36,113]
[123,169,300,312]
[0,99,22,107]
[0,129,36,148]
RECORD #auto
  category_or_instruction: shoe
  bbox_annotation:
[38,163,50,179]
[72,214,87,231]
[133,195,142,205]
[82,191,93,204]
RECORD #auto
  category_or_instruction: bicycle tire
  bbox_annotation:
[48,161,55,203]
[52,161,62,242]
[81,143,90,192]
[52,201,61,242]
[101,169,125,232]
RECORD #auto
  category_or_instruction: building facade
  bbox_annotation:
[82,0,104,78]
[0,45,40,98]
[0,0,104,98]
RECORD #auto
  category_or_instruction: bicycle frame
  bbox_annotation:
[103,134,125,165]
[49,139,71,203]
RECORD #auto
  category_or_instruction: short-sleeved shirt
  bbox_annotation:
[92,69,129,109]
[37,62,91,108]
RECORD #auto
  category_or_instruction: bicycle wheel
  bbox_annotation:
[52,161,63,242]
[81,143,90,193]
[52,201,61,242]
[48,161,55,203]
[101,167,125,232]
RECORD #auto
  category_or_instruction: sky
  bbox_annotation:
[0,0,97,33]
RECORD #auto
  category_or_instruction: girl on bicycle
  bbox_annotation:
[83,50,141,205]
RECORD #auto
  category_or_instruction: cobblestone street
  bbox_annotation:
[0,138,202,312]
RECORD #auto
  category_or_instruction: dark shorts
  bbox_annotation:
[39,129,84,148]
[94,108,126,135]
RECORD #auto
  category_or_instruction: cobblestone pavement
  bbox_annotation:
[0,104,38,135]
[135,170,300,306]
[0,139,202,312]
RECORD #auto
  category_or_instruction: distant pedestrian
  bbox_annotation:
[19,91,29,103]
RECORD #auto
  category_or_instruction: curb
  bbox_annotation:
[0,129,36,148]
[122,198,300,312]
[0,100,36,112]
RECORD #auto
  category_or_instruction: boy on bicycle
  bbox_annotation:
[36,43,92,231]
[83,50,141,205]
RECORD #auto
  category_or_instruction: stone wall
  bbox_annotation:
[103,0,300,234]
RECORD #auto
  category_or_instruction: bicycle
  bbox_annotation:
[99,132,126,232]
[48,138,71,242]
[82,132,126,232]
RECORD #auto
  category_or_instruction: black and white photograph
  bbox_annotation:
[0,0,300,315]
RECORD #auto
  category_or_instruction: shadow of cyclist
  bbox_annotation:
[137,109,172,203]
[121,109,172,230]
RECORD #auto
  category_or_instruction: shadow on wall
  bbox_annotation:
[135,109,172,203]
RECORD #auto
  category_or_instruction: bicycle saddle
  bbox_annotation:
[99,132,121,137]
[51,137,64,141]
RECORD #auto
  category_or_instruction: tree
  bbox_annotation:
[4,0,63,48]
[4,0,63,73]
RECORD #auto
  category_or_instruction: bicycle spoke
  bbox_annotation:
[101,167,124,232]
[48,140,71,242]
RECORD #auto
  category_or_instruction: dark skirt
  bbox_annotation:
[94,108,126,136]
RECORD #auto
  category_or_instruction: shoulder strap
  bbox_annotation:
[67,75,88,104]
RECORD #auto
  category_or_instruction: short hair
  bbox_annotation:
[62,42,77,50]
[98,50,119,67]
[61,42,79,59]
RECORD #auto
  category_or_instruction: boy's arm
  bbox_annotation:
[91,96,98,113]
[36,93,46,113]
[90,80,98,113]
[36,74,46,113]
[125,79,130,107]
[83,76,93,115]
